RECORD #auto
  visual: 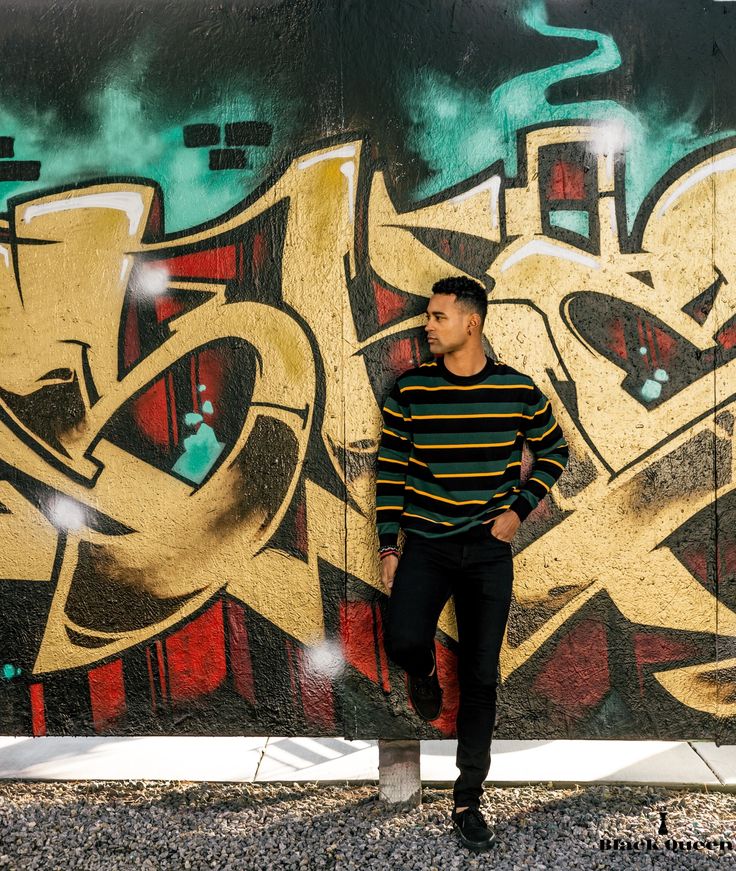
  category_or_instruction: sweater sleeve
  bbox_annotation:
[510,384,569,522]
[375,380,412,549]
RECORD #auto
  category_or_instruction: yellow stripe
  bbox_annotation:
[402,511,455,526]
[409,457,429,468]
[435,470,501,478]
[526,421,558,442]
[532,400,551,417]
[401,383,534,392]
[419,361,438,367]
[529,476,551,492]
[433,462,521,478]
[376,479,404,485]
[480,505,512,523]
[537,457,565,471]
[412,411,535,420]
[382,427,409,442]
[377,505,404,511]
[379,456,408,467]
[406,485,486,506]
[416,438,517,449]
[383,406,410,422]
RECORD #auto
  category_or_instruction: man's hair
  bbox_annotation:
[431,275,488,324]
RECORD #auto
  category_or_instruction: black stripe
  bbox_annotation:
[406,490,495,518]
[382,409,411,431]
[529,426,566,451]
[411,415,523,434]
[536,455,567,470]
[406,462,521,491]
[379,431,410,453]
[526,404,553,430]
[377,458,408,473]
[401,504,510,534]
[524,478,551,500]
[414,437,524,464]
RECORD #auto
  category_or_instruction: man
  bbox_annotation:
[375,275,568,852]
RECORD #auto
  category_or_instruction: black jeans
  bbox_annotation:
[384,529,514,809]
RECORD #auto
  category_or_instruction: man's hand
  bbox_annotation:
[380,554,399,593]
[490,509,520,542]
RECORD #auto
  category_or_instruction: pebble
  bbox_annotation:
[2,782,736,869]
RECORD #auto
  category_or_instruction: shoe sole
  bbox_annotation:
[453,823,496,852]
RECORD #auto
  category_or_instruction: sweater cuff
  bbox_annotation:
[509,494,534,522]
[378,531,399,550]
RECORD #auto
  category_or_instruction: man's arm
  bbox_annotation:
[510,384,569,522]
[375,380,412,555]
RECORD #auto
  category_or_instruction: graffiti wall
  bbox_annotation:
[1,0,735,741]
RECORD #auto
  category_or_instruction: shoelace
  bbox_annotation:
[412,674,438,697]
[460,807,487,829]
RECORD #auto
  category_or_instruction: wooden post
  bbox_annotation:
[378,739,421,806]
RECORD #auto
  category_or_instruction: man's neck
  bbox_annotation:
[442,344,488,377]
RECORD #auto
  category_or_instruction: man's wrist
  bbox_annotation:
[379,545,400,560]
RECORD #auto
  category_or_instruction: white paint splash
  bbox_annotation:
[135,264,169,297]
[49,496,86,531]
[303,640,345,680]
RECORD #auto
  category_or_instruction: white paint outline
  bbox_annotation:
[297,145,357,170]
[658,153,736,216]
[449,176,502,231]
[340,161,356,223]
[22,192,146,236]
[499,239,601,273]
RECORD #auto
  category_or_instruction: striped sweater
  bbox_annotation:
[376,356,569,548]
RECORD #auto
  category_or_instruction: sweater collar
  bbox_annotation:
[437,355,495,385]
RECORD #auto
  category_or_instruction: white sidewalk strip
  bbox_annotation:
[421,739,720,785]
[256,737,379,782]
[0,736,730,785]
[691,742,736,784]
[0,736,268,782]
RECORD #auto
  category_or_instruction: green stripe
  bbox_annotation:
[410,458,522,475]
[406,475,516,502]
[408,401,528,416]
[413,431,519,446]
[400,373,534,389]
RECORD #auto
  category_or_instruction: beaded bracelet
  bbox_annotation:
[378,547,400,560]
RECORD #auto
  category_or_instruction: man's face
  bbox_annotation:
[425,292,475,354]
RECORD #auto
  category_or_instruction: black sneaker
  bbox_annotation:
[451,807,496,852]
[407,652,442,721]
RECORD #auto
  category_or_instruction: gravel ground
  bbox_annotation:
[2,781,736,869]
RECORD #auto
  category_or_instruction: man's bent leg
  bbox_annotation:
[451,537,513,809]
[384,535,455,677]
